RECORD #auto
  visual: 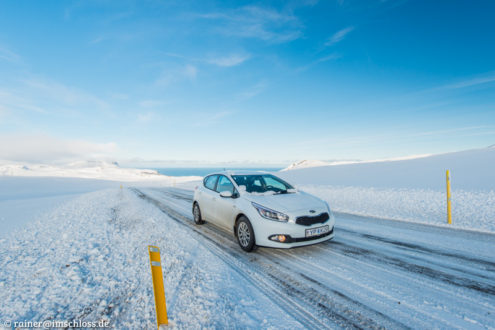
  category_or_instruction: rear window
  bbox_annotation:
[204,175,218,190]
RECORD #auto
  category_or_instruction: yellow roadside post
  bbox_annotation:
[446,170,452,224]
[148,246,168,329]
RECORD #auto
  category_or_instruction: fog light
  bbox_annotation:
[269,234,289,242]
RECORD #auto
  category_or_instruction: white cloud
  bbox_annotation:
[22,78,108,108]
[325,26,355,46]
[316,53,341,63]
[165,52,251,68]
[192,111,234,127]
[441,74,495,89]
[296,53,341,72]
[90,36,106,44]
[421,72,495,94]
[0,46,21,63]
[137,111,157,123]
[413,126,493,137]
[197,6,302,43]
[109,92,129,100]
[156,64,198,86]
[138,99,168,108]
[237,81,268,101]
[0,78,109,119]
[0,89,49,115]
[183,64,197,79]
[0,134,118,164]
[207,54,251,67]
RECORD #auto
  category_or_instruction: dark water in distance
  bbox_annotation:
[154,168,283,177]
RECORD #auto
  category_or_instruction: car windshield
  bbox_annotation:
[232,174,294,194]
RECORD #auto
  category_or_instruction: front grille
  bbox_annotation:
[296,212,329,226]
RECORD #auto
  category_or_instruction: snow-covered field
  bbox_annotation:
[0,177,117,237]
[1,183,494,329]
[279,146,495,232]
[0,187,301,328]
[1,147,494,329]
[0,161,199,238]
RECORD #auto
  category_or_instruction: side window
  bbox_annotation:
[250,177,263,192]
[204,175,218,191]
[216,175,235,194]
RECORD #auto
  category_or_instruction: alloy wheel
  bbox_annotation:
[238,222,251,247]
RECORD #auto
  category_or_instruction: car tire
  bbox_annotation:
[193,203,204,225]
[236,216,256,252]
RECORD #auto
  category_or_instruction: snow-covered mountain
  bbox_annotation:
[281,160,331,171]
[0,160,199,182]
[282,154,432,172]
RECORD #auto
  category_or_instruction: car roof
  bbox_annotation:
[204,170,276,177]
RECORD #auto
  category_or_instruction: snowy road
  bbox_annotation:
[135,186,495,329]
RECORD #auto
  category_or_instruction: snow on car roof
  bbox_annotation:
[204,170,276,177]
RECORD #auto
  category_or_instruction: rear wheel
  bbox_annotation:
[193,203,204,225]
[236,216,256,252]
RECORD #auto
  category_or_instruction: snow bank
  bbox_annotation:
[279,146,495,232]
[0,177,117,237]
[0,188,302,328]
[300,185,495,232]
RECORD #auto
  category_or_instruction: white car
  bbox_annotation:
[192,171,335,252]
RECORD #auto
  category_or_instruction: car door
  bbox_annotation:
[214,175,238,230]
[200,175,219,222]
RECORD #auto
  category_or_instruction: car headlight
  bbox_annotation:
[325,201,331,213]
[252,202,289,222]
[325,202,335,221]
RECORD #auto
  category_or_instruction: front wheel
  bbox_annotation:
[236,216,256,252]
[193,203,204,225]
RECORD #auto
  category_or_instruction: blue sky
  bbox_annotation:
[0,0,494,166]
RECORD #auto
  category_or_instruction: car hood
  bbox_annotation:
[244,191,327,214]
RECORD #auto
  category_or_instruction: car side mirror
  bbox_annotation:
[219,191,233,198]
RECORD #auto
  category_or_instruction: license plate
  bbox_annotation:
[305,225,330,238]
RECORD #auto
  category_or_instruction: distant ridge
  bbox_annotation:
[278,146,495,191]
[282,160,330,171]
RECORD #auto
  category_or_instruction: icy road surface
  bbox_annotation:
[136,187,495,329]
[1,186,494,329]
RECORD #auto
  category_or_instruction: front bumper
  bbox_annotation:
[259,229,335,248]
[268,227,334,244]
[252,214,335,248]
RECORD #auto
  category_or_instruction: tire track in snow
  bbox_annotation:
[132,188,404,330]
[159,192,484,327]
[162,187,495,296]
[337,227,495,272]
[146,187,495,328]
